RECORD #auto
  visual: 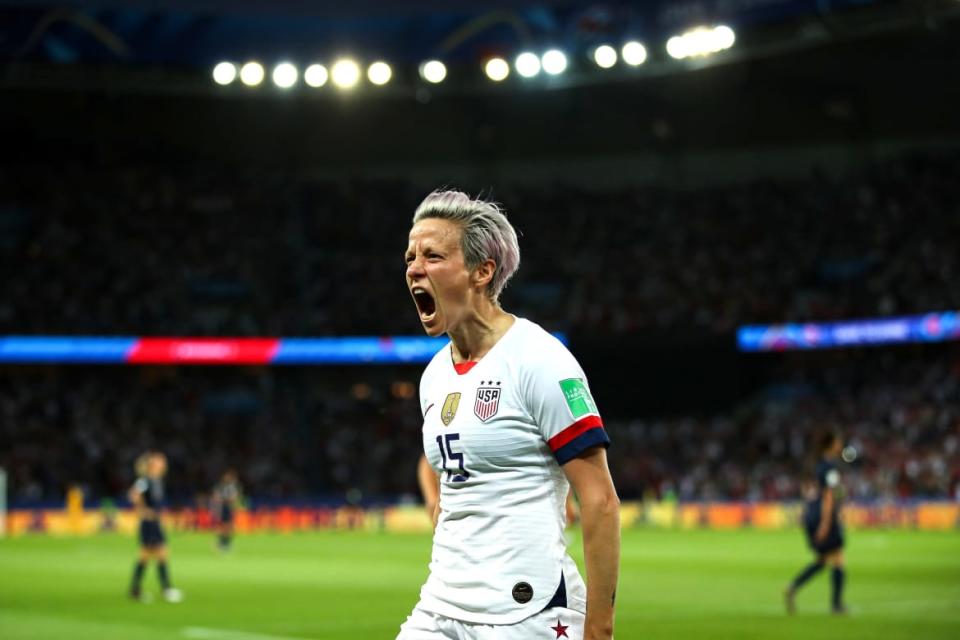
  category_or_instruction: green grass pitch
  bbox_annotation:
[1,528,958,639]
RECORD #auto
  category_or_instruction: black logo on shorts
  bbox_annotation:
[512,582,534,604]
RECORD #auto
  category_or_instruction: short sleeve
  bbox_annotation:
[825,469,840,488]
[419,385,428,417]
[419,367,434,418]
[523,340,610,465]
[132,477,148,494]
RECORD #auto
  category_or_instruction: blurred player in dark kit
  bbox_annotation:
[211,469,242,552]
[785,432,848,614]
[128,451,183,603]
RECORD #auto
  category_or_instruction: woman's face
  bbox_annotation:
[829,438,844,458]
[148,454,167,478]
[405,218,472,337]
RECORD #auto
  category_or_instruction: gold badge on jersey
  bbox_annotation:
[441,392,461,426]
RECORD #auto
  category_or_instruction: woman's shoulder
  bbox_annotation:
[508,318,581,377]
[511,318,573,357]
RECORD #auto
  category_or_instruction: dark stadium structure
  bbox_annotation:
[1,0,959,510]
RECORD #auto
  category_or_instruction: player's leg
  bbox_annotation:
[129,545,150,600]
[785,551,825,614]
[789,553,826,592]
[785,514,830,614]
[471,607,585,639]
[153,536,184,603]
[396,603,459,639]
[154,545,171,590]
[130,518,155,601]
[825,549,847,614]
[218,510,233,551]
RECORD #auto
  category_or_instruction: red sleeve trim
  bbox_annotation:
[548,414,604,452]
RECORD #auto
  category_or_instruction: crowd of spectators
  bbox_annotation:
[2,346,957,506]
[1,150,957,506]
[610,346,960,503]
[0,366,424,505]
[1,151,957,337]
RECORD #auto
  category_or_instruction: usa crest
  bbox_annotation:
[474,383,501,422]
[441,392,461,426]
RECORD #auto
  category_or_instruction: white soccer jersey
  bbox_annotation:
[416,317,609,625]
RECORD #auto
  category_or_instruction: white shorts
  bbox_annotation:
[397,604,585,639]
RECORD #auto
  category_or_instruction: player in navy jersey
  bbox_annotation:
[128,451,183,603]
[211,469,242,552]
[785,432,847,614]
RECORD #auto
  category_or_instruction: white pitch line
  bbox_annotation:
[183,626,316,640]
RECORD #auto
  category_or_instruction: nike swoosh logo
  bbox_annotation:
[423,403,435,418]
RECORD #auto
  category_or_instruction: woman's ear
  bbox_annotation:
[472,259,497,291]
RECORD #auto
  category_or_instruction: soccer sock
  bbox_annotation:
[790,561,824,590]
[219,534,230,549]
[831,567,845,608]
[130,561,146,593]
[157,561,171,590]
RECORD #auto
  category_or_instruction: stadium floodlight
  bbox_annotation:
[304,64,329,88]
[271,62,298,89]
[367,61,392,86]
[621,41,648,66]
[331,58,361,89]
[212,61,237,85]
[691,28,716,55]
[419,60,447,84]
[484,57,510,82]
[515,52,541,78]
[667,25,736,59]
[239,61,265,87]
[715,25,736,50]
[666,35,688,60]
[593,45,617,69]
[541,49,568,75]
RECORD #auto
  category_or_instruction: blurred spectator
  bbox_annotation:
[1,347,957,505]
[1,151,957,505]
[0,152,957,337]
[608,347,960,502]
[0,367,424,505]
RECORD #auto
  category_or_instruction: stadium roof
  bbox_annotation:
[0,0,925,69]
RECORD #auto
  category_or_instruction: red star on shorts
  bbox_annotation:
[550,619,569,638]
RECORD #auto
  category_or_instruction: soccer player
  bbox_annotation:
[785,432,847,615]
[211,469,242,552]
[398,191,620,640]
[128,451,183,603]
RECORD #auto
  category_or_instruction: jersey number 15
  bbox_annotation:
[436,434,469,482]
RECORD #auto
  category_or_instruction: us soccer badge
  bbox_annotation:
[441,392,461,426]
[474,381,501,422]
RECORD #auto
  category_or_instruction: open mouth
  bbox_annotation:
[411,287,437,321]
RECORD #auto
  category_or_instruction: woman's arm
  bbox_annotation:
[563,447,620,640]
[417,454,440,526]
[128,485,152,519]
[565,489,580,527]
[816,487,834,542]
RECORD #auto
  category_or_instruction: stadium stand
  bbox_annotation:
[1,152,957,338]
